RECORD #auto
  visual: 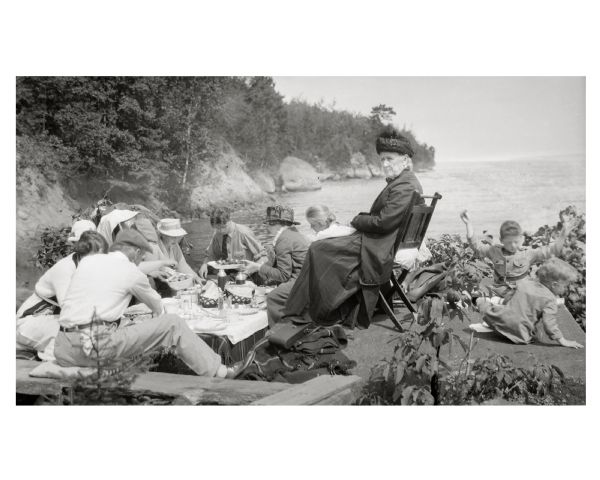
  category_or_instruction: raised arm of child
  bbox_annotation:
[460,210,492,258]
[530,212,578,263]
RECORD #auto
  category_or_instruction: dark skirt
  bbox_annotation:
[283,233,380,328]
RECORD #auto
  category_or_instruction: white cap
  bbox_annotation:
[68,219,97,243]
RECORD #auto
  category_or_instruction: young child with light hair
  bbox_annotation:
[305,205,356,242]
[475,257,583,348]
[460,210,577,297]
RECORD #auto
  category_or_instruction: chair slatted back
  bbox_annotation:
[395,191,442,250]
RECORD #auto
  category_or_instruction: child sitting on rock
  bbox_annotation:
[460,210,576,297]
[474,257,583,348]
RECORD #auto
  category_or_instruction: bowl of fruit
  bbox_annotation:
[166,271,194,291]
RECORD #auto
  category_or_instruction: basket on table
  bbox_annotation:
[225,283,255,305]
[199,281,220,308]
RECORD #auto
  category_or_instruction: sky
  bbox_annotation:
[273,77,585,162]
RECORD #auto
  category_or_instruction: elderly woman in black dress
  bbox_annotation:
[283,126,423,328]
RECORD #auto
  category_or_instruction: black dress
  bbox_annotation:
[283,169,423,328]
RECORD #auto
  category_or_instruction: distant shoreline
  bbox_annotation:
[439,152,585,164]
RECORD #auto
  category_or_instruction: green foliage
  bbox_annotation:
[356,318,578,406]
[370,104,397,124]
[440,355,579,405]
[36,226,71,270]
[17,77,436,213]
[356,294,470,406]
[66,354,162,405]
[426,233,494,295]
[523,205,586,328]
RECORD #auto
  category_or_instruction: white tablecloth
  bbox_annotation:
[162,299,267,344]
[186,310,268,344]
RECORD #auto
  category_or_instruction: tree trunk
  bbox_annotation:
[182,98,199,188]
[182,116,192,187]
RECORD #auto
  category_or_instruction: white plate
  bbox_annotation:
[208,261,242,270]
[235,307,259,316]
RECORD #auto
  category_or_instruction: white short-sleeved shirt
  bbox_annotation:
[59,251,163,327]
[35,253,78,306]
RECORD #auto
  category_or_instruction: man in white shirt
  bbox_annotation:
[54,230,242,378]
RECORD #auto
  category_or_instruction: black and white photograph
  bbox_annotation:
[2,1,597,479]
[14,75,586,406]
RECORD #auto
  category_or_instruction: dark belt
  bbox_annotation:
[496,271,529,284]
[506,272,529,282]
[59,319,120,333]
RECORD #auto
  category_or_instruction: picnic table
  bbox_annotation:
[150,297,269,371]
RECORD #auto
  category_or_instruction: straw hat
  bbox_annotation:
[157,218,188,237]
[68,219,97,243]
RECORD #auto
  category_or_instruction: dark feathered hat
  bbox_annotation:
[264,205,300,225]
[375,127,414,157]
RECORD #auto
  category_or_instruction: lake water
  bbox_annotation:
[184,154,586,269]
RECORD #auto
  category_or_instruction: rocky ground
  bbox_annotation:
[345,304,586,404]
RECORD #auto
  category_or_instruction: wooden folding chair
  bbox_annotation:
[378,191,442,331]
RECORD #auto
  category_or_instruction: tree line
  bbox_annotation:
[16,76,435,209]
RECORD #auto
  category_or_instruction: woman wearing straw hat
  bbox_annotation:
[153,218,201,283]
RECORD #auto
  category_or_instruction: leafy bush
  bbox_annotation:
[425,233,493,299]
[356,316,581,406]
[440,355,577,405]
[36,226,71,270]
[523,205,586,328]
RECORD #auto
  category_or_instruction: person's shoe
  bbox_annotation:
[225,349,256,379]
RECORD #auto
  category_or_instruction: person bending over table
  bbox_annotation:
[199,207,267,280]
[242,205,309,326]
[98,209,176,279]
[142,218,202,283]
[54,229,246,379]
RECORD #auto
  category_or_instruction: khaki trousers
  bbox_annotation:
[54,314,223,377]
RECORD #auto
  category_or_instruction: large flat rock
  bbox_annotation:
[345,304,585,381]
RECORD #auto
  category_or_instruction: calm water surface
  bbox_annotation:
[184,155,586,269]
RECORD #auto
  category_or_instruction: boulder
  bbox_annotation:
[191,148,267,211]
[353,167,372,179]
[345,152,373,179]
[279,156,321,192]
[252,170,277,194]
